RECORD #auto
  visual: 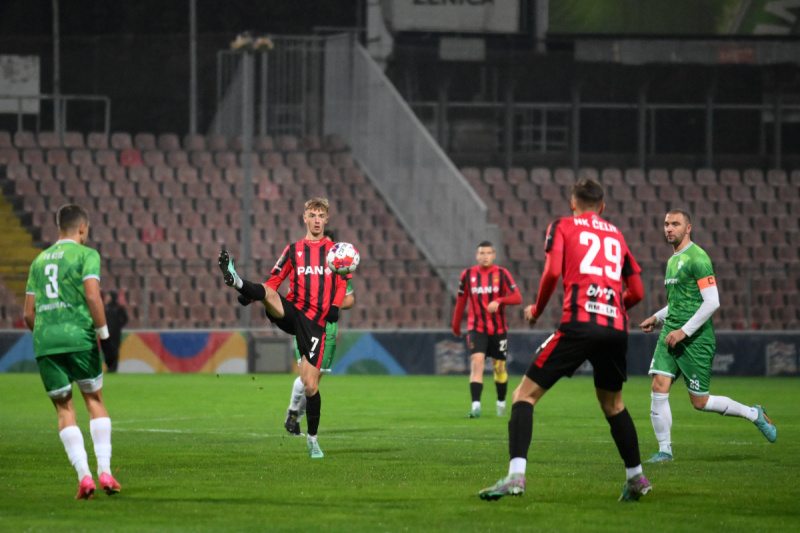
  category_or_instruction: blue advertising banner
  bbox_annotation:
[2,329,798,377]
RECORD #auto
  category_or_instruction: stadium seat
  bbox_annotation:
[110,133,133,150]
[22,148,44,165]
[143,150,165,166]
[152,165,174,182]
[742,169,764,185]
[177,166,199,184]
[206,134,228,152]
[190,150,213,168]
[14,131,36,148]
[624,168,646,185]
[0,147,19,164]
[86,133,108,149]
[530,167,551,185]
[166,150,189,167]
[600,168,623,186]
[111,180,136,198]
[183,134,206,152]
[554,168,575,185]
[133,133,156,151]
[55,164,78,182]
[157,133,181,151]
[46,148,69,165]
[254,135,274,151]
[214,151,237,169]
[0,131,12,147]
[717,169,740,185]
[671,168,693,185]
[95,150,118,167]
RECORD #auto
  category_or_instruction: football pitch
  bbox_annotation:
[1,373,798,532]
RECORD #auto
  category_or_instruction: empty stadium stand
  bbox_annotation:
[1,129,798,331]
[0,130,449,330]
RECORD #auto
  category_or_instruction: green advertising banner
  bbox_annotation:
[550,0,800,36]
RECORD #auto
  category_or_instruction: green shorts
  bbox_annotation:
[37,348,104,399]
[294,321,338,372]
[648,329,715,396]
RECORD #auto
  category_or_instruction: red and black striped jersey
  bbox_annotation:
[267,238,347,327]
[543,213,641,331]
[454,265,520,335]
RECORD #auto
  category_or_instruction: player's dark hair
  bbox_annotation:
[56,204,89,233]
[477,240,493,250]
[667,208,692,225]
[323,229,336,242]
[572,179,604,208]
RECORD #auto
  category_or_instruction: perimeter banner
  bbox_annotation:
[1,330,797,376]
[550,1,800,36]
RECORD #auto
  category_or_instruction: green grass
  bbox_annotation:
[1,374,798,532]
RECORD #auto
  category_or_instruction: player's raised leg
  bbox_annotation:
[218,249,285,319]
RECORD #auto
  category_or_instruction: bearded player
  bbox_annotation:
[640,209,776,464]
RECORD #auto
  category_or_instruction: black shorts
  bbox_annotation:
[525,322,628,392]
[467,331,508,361]
[266,293,327,369]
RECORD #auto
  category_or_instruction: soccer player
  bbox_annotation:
[23,204,122,499]
[452,241,521,418]
[640,209,777,463]
[478,179,651,503]
[219,198,347,458]
[283,229,355,436]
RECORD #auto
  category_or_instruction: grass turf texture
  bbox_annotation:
[1,374,798,532]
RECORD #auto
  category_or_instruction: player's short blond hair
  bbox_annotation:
[304,197,329,214]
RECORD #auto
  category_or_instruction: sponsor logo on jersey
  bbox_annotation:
[297,251,303,258]
[585,301,618,318]
[677,260,684,270]
[298,265,326,275]
[665,278,678,284]
[586,284,615,300]
[471,286,499,294]
[37,301,73,312]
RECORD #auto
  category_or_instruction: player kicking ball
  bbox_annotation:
[219,198,348,458]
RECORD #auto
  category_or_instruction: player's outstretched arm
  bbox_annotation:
[452,293,467,336]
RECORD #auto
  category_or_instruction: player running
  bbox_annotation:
[219,198,347,458]
[640,209,776,464]
[478,179,651,502]
[452,241,521,418]
[24,204,122,499]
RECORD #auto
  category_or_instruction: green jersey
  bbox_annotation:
[25,239,101,357]
[663,242,716,344]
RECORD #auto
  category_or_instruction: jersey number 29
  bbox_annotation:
[579,232,622,281]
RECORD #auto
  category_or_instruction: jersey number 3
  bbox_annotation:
[579,232,622,281]
[45,264,59,298]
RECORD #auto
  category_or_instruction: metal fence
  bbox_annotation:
[211,37,326,140]
[0,94,111,138]
[323,34,502,293]
[410,99,800,170]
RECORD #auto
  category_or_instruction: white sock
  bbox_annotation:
[509,458,527,476]
[702,395,757,421]
[472,401,481,411]
[234,277,243,289]
[289,377,304,411]
[650,392,672,455]
[90,417,112,476]
[497,400,506,408]
[59,426,92,480]
[307,434,317,443]
[626,464,643,481]
[298,395,307,421]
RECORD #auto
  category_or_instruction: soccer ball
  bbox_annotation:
[327,242,360,275]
